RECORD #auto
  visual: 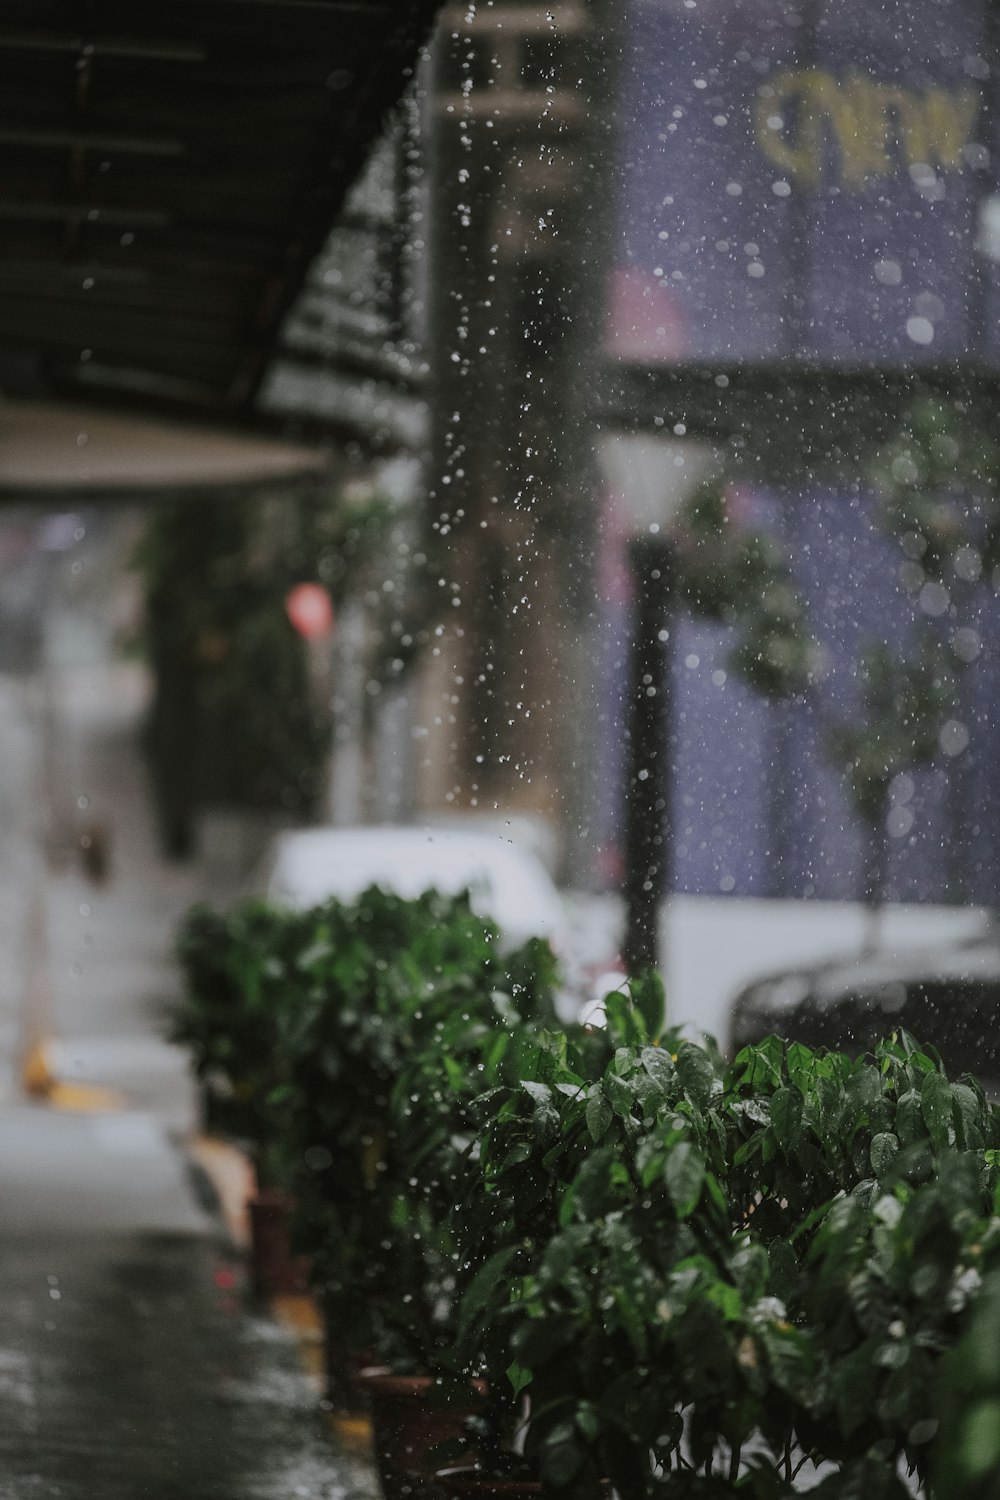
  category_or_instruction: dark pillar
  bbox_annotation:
[622,535,674,977]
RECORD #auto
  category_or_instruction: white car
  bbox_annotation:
[257,823,622,1021]
[260,823,564,945]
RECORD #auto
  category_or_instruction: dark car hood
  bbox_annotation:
[734,932,1000,1015]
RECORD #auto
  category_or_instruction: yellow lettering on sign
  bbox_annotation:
[919,84,980,167]
[831,73,892,187]
[756,68,981,191]
[754,73,823,187]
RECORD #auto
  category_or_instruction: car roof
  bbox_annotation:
[740,931,1000,1003]
[262,824,564,941]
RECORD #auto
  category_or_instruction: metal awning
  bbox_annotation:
[0,399,328,494]
[0,1,442,424]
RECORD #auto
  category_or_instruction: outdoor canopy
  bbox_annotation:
[0,1,444,423]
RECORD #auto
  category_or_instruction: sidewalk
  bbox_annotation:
[0,1228,377,1500]
[0,510,377,1499]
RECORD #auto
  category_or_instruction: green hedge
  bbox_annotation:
[175,886,559,1359]
[174,894,1000,1498]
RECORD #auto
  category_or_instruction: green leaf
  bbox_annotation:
[632,971,666,1036]
[731,1243,769,1303]
[769,1086,802,1150]
[896,1088,924,1146]
[532,1101,560,1143]
[920,1070,955,1152]
[540,1420,583,1488]
[814,1074,844,1146]
[759,1319,811,1398]
[952,1082,984,1150]
[499,1140,533,1171]
[785,1040,814,1083]
[456,1246,520,1340]
[635,1134,664,1186]
[566,1147,620,1218]
[640,1045,675,1089]
[606,1071,636,1118]
[631,1072,666,1117]
[705,1277,742,1321]
[574,1401,601,1443]
[732,1096,770,1127]
[704,1169,728,1219]
[585,1089,614,1143]
[505,1360,532,1397]
[665,1140,706,1217]
[603,990,646,1048]
[675,1043,716,1109]
[871,1131,900,1179]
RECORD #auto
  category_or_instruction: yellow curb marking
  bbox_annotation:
[272,1291,374,1456]
[328,1412,375,1456]
[273,1293,326,1384]
[47,1080,126,1113]
[179,1134,374,1454]
[22,1040,57,1099]
[187,1134,256,1249]
[273,1293,323,1340]
[21,1039,125,1113]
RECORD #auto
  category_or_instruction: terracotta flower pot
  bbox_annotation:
[359,1368,485,1500]
[436,1468,611,1500]
[435,1469,539,1500]
[322,1318,374,1417]
[247,1189,311,1301]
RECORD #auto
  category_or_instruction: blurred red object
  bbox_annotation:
[285,582,334,640]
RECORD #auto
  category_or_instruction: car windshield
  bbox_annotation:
[265,829,563,939]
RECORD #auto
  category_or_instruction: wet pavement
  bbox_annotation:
[0,509,379,1499]
[0,1231,377,1500]
[0,1091,380,1500]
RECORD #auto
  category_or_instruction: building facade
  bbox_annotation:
[270,0,1000,906]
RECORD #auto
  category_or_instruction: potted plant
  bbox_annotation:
[445,991,1000,1498]
[173,898,316,1298]
[262,884,559,1488]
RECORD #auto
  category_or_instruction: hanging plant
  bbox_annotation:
[667,433,982,912]
[672,478,824,700]
[825,635,958,828]
[871,396,992,582]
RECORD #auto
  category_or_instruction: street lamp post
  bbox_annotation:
[622,531,674,975]
[598,432,714,979]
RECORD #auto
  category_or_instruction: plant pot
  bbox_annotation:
[435,1469,538,1500]
[322,1316,374,1417]
[436,1468,610,1500]
[360,1368,485,1500]
[247,1189,311,1301]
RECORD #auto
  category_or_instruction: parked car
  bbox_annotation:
[727,928,1000,1091]
[256,823,609,1018]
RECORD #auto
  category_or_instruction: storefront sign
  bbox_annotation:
[611,0,994,366]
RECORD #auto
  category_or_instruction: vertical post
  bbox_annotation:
[622,534,674,977]
[327,599,368,825]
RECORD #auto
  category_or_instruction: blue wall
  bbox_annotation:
[595,486,1000,906]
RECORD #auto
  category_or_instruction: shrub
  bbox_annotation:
[173,899,314,1179]
[259,885,560,1366]
[450,1002,1000,1499]
[174,903,1000,1498]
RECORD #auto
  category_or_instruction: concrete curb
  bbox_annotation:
[184,1132,256,1250]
